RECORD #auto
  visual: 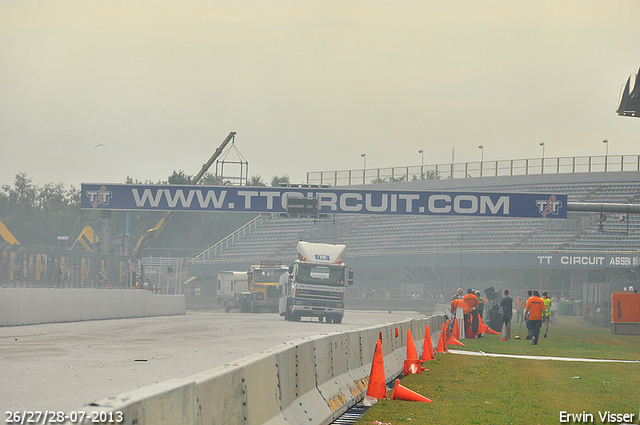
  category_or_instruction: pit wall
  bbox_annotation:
[0,288,185,326]
[75,314,446,425]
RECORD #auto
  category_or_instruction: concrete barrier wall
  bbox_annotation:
[77,314,445,425]
[0,288,185,326]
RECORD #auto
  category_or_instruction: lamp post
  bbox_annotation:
[540,142,545,174]
[478,145,484,176]
[418,149,424,179]
[361,153,366,184]
[603,139,608,171]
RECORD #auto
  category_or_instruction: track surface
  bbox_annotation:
[0,310,424,414]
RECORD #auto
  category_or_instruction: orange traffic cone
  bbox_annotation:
[436,331,448,353]
[421,325,435,362]
[447,336,464,346]
[404,358,423,375]
[447,318,464,345]
[406,329,419,360]
[476,315,487,336]
[404,329,423,375]
[500,322,508,341]
[451,318,460,340]
[483,318,500,335]
[364,339,387,405]
[440,323,449,350]
[466,319,475,339]
[390,379,432,403]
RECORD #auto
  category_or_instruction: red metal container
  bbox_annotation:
[611,292,640,323]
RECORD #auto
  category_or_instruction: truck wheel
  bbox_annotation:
[224,303,230,313]
[292,313,301,322]
[318,316,324,322]
[250,301,256,313]
[334,316,342,324]
[239,300,248,313]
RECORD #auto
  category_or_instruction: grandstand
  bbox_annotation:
[189,169,640,299]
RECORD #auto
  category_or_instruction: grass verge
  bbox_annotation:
[357,316,640,425]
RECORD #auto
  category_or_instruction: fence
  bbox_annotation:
[307,154,640,186]
[0,244,130,289]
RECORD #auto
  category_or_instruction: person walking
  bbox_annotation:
[524,290,533,339]
[515,296,524,324]
[542,291,552,338]
[463,288,479,337]
[499,290,513,339]
[524,290,545,345]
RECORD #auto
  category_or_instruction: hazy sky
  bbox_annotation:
[1,1,639,188]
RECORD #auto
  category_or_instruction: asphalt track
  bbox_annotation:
[0,309,425,415]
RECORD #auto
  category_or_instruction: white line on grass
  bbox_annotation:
[448,349,640,363]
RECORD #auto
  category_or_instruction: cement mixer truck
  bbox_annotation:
[278,241,353,323]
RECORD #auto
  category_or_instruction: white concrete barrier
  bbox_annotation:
[276,337,333,425]
[0,288,185,326]
[316,333,357,419]
[66,315,446,425]
[193,363,247,425]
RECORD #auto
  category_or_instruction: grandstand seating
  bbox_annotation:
[190,172,640,264]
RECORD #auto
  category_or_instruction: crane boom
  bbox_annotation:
[189,131,237,185]
[130,132,236,260]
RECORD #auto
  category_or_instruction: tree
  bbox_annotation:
[2,172,37,209]
[167,170,192,184]
[247,175,266,186]
[0,173,91,245]
[411,169,442,181]
[271,175,290,187]
[199,173,231,185]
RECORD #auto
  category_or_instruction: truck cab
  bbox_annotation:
[217,271,251,313]
[278,241,353,323]
[248,262,289,313]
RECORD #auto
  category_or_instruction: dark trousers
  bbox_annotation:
[530,319,542,344]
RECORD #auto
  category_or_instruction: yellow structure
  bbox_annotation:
[77,225,99,252]
[0,218,19,245]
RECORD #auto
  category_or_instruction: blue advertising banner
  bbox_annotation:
[80,184,567,219]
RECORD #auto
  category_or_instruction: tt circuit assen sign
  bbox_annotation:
[80,184,567,219]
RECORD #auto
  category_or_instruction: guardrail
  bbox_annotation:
[190,214,264,263]
[66,314,445,425]
[307,154,640,186]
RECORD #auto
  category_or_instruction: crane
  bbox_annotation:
[130,131,236,265]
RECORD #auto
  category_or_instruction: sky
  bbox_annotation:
[1,1,639,189]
